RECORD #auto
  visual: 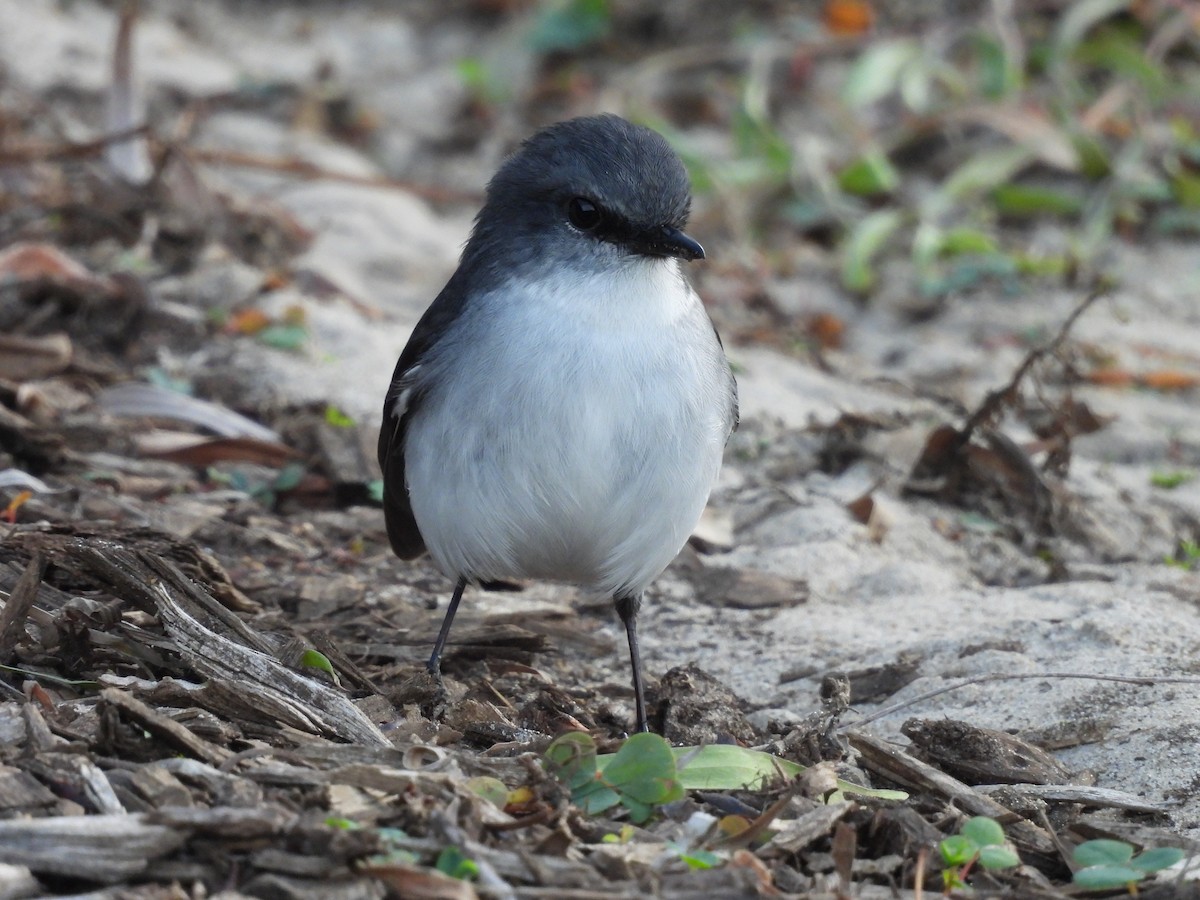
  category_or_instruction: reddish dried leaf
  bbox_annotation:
[1139,370,1199,391]
[0,242,109,290]
[360,863,479,900]
[845,491,875,525]
[729,849,780,893]
[824,0,874,35]
[807,311,846,350]
[3,490,33,523]
[223,309,272,335]
[134,433,298,467]
[1085,368,1135,387]
[910,424,963,477]
[832,821,858,890]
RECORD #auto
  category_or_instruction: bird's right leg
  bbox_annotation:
[427,575,467,675]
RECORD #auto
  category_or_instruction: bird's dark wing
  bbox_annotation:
[378,271,472,559]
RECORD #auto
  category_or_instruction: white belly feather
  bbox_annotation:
[402,258,732,598]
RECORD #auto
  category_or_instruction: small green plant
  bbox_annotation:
[546,734,909,827]
[324,404,355,428]
[1151,470,1194,489]
[1071,838,1184,891]
[1165,539,1200,570]
[434,846,479,881]
[939,816,1020,892]
[298,648,338,684]
[544,731,683,824]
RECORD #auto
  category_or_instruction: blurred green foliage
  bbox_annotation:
[455,1,1200,302]
[682,1,1200,298]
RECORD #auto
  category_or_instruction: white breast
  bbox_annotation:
[402,257,733,599]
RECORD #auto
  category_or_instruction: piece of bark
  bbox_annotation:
[978,783,1179,814]
[251,848,344,878]
[757,802,854,855]
[149,804,293,838]
[0,405,65,472]
[0,862,41,898]
[654,663,758,745]
[0,553,45,664]
[841,655,921,704]
[155,757,263,808]
[150,569,389,747]
[125,764,194,809]
[0,765,58,813]
[99,687,232,767]
[20,701,63,753]
[848,730,1057,860]
[902,717,1072,785]
[0,813,186,882]
[21,752,125,815]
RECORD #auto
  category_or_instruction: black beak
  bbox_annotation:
[634,225,706,261]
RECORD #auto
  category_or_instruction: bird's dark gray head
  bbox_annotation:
[462,115,703,284]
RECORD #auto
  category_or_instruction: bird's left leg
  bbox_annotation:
[614,592,649,733]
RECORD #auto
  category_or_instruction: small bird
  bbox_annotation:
[378,114,737,732]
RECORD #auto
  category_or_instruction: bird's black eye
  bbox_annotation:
[567,197,602,231]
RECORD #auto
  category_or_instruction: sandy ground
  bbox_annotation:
[4,0,1200,842]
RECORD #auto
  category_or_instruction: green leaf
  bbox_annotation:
[1073,865,1145,889]
[992,184,1084,217]
[674,845,722,869]
[898,54,936,113]
[601,732,683,811]
[827,782,909,801]
[1151,471,1193,489]
[546,732,601,794]
[1131,847,1185,873]
[466,776,510,808]
[1074,839,1135,868]
[665,744,907,800]
[837,151,900,197]
[271,462,306,492]
[1173,173,1200,209]
[1071,132,1113,179]
[936,228,1000,258]
[435,846,479,880]
[978,844,1021,870]
[1054,0,1132,56]
[367,479,384,503]
[668,744,794,791]
[940,835,979,867]
[1074,30,1167,99]
[843,38,921,108]
[299,649,335,678]
[973,34,1021,99]
[730,102,792,180]
[324,405,355,428]
[841,209,903,294]
[370,827,419,865]
[545,732,621,816]
[528,0,610,53]
[962,816,1006,848]
[257,323,308,351]
[941,145,1034,203]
